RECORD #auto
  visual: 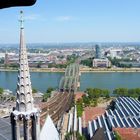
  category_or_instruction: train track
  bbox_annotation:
[40,92,74,125]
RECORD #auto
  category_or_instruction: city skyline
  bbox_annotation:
[1,5,140,139]
[0,0,140,43]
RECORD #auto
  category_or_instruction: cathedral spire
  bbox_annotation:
[19,11,24,29]
[11,11,40,140]
[16,10,34,112]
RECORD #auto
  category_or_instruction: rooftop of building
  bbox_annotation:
[0,117,11,140]
[93,58,109,61]
[91,128,106,140]
[74,91,85,101]
[83,106,105,126]
[113,128,140,140]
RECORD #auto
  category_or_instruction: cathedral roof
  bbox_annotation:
[40,115,60,140]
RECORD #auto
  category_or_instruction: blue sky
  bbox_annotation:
[0,0,140,43]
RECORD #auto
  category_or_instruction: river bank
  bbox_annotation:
[0,68,65,72]
[1,67,140,73]
[81,68,140,73]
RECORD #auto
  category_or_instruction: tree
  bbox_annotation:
[138,96,140,101]
[85,88,110,106]
[102,89,110,98]
[48,63,54,68]
[65,132,72,140]
[42,87,54,102]
[46,87,54,93]
[66,54,78,65]
[113,88,128,96]
[80,58,93,67]
[76,132,86,140]
[94,98,98,107]
[32,88,37,93]
[135,88,140,95]
[0,58,4,64]
[113,88,140,98]
[9,64,18,68]
[86,88,102,99]
[42,93,51,102]
[37,61,42,68]
[82,95,90,106]
[0,88,3,95]
[128,88,140,98]
[11,96,16,101]
[108,57,120,67]
[76,99,84,117]
[114,131,122,140]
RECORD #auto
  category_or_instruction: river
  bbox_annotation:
[0,71,140,93]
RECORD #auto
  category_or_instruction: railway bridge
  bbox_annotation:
[40,63,80,125]
[59,63,80,93]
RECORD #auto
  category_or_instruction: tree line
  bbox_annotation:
[113,88,140,98]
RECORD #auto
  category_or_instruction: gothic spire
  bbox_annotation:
[16,11,34,112]
[10,11,40,140]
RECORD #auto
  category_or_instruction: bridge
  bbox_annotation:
[59,63,80,93]
[40,63,80,125]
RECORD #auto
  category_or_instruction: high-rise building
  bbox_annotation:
[95,45,101,59]
[10,11,40,140]
[4,51,9,65]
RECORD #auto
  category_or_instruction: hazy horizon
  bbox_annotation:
[0,0,140,43]
[1,41,140,44]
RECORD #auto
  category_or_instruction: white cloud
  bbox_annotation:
[55,16,73,21]
[24,14,40,20]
